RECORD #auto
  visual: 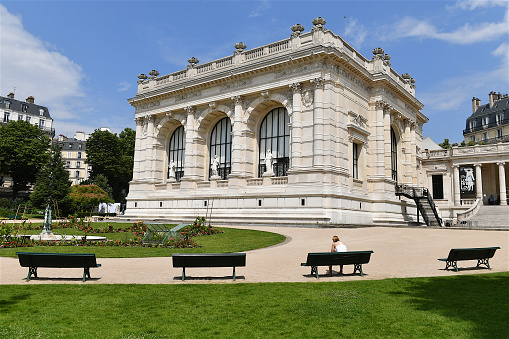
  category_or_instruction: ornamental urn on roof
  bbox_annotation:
[291,23,305,34]
[234,42,247,53]
[138,74,148,80]
[149,70,159,77]
[402,73,411,80]
[372,47,384,55]
[312,17,326,26]
[188,57,199,66]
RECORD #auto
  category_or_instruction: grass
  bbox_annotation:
[0,226,286,258]
[0,273,507,338]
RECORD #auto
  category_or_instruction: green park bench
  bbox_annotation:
[16,252,101,282]
[7,215,22,220]
[301,251,374,278]
[172,253,246,281]
[438,247,500,272]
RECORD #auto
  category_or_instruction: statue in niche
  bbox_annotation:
[168,161,176,180]
[211,155,220,177]
[265,149,274,174]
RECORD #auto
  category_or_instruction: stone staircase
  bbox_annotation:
[461,205,509,229]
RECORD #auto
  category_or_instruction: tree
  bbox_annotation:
[85,128,135,202]
[30,143,71,209]
[0,120,51,197]
[81,174,113,200]
[438,139,452,149]
[68,185,113,212]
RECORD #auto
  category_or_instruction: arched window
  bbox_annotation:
[259,107,290,177]
[209,117,232,180]
[168,126,185,181]
[391,127,398,182]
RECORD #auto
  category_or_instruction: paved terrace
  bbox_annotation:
[1,226,507,284]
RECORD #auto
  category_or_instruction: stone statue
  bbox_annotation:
[265,149,274,174]
[211,155,220,177]
[168,161,176,179]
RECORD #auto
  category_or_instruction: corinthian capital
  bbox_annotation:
[231,95,243,106]
[311,77,324,89]
[289,82,301,94]
[185,106,196,115]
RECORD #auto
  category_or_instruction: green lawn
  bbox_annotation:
[0,226,286,258]
[0,273,507,338]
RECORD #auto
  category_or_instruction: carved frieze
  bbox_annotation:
[302,88,314,108]
[219,79,253,92]
[135,101,160,112]
[175,91,202,103]
[274,63,321,80]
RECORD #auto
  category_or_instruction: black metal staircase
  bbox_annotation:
[395,184,443,227]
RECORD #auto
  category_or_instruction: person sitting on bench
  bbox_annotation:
[326,235,347,275]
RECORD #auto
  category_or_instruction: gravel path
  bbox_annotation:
[1,226,507,285]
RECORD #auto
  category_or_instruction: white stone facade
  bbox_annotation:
[124,18,428,226]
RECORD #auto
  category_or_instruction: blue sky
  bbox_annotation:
[1,0,507,143]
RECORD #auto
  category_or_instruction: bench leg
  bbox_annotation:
[353,264,363,276]
[27,267,37,281]
[182,267,185,281]
[477,258,490,269]
[444,260,458,272]
[233,266,236,280]
[311,266,318,279]
[83,267,91,282]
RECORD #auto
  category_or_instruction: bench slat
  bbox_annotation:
[172,253,246,280]
[16,252,101,282]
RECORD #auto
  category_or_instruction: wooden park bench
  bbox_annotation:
[301,251,373,278]
[438,247,500,272]
[16,252,101,282]
[172,253,246,281]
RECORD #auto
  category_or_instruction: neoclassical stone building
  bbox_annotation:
[124,18,428,226]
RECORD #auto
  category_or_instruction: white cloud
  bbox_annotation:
[117,81,132,92]
[420,43,508,113]
[448,0,508,11]
[382,2,508,45]
[248,0,270,18]
[0,5,84,121]
[345,18,367,49]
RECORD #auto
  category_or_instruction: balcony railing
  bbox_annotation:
[463,118,509,134]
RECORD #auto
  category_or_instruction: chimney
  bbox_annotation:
[7,92,14,99]
[489,91,496,108]
[26,96,35,104]
[477,98,481,108]
[472,97,478,113]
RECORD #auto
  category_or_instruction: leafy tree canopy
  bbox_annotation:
[0,121,51,196]
[85,128,134,202]
[30,143,71,208]
[439,139,452,149]
[69,184,113,211]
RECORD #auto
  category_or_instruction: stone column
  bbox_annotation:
[133,117,144,181]
[403,119,412,184]
[497,162,507,205]
[474,163,483,205]
[311,78,324,167]
[383,106,392,180]
[289,83,302,169]
[229,96,244,179]
[146,115,156,182]
[410,122,417,185]
[180,106,199,186]
[453,165,461,206]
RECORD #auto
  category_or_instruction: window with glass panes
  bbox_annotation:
[209,117,232,180]
[391,128,398,182]
[258,107,290,177]
[168,125,185,182]
[352,142,359,179]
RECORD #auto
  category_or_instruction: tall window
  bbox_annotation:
[5,100,10,109]
[22,104,28,113]
[209,117,231,180]
[39,120,44,129]
[3,112,9,122]
[258,107,290,177]
[391,128,398,182]
[168,125,185,182]
[352,143,359,179]
[18,115,23,121]
[432,175,444,199]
